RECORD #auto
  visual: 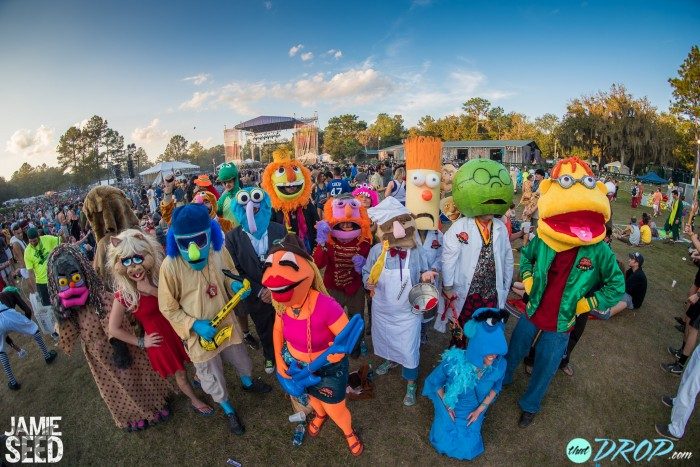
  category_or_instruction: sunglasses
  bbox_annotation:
[174,230,210,251]
[121,255,145,267]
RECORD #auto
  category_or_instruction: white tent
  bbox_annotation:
[603,160,630,175]
[319,153,334,163]
[297,153,318,164]
[139,161,200,185]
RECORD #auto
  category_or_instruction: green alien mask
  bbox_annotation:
[452,159,513,217]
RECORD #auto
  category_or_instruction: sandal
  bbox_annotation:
[191,403,215,417]
[345,430,364,457]
[306,413,328,437]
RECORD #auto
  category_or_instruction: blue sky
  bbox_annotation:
[1,0,698,177]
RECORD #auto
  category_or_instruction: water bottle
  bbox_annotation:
[17,348,28,359]
[360,339,368,356]
[292,423,305,446]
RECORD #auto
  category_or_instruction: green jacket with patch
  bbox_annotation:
[520,235,624,332]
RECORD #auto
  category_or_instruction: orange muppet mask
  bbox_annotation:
[405,136,442,231]
[261,148,312,212]
[323,195,372,245]
[262,236,326,307]
[537,157,610,252]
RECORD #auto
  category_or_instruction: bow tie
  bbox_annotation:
[389,247,406,259]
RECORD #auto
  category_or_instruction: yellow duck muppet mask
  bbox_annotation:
[537,157,610,253]
[405,136,443,231]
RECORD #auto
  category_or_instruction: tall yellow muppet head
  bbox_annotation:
[261,147,312,212]
[537,157,610,252]
[405,136,442,231]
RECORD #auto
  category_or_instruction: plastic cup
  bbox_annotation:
[289,411,306,423]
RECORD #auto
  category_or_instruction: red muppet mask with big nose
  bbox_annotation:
[262,237,317,307]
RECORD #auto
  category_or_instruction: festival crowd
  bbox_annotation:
[1,137,698,461]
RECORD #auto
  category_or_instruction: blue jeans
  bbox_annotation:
[504,316,570,413]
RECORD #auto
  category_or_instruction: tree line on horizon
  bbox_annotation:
[1,46,698,203]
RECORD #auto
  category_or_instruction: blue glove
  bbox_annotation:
[192,319,216,340]
[315,220,332,246]
[231,280,251,299]
[276,371,306,398]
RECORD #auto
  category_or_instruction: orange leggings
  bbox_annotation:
[308,396,352,435]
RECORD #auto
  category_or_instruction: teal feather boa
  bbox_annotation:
[441,347,493,409]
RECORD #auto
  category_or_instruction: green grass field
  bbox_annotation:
[2,184,700,466]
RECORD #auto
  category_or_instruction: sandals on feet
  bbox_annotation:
[307,413,328,437]
[345,430,364,457]
[191,403,215,417]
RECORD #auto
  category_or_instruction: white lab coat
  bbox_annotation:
[441,217,513,314]
[418,230,447,332]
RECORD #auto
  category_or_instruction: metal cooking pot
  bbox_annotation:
[408,283,439,316]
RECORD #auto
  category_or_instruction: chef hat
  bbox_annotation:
[367,196,410,225]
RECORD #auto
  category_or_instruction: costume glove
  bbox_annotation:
[351,254,366,273]
[315,220,332,246]
[231,280,251,299]
[192,320,216,340]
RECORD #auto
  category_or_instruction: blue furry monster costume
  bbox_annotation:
[422,308,508,460]
[159,204,272,435]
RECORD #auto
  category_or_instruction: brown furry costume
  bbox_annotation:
[82,186,140,283]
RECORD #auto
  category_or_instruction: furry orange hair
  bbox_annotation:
[261,147,312,211]
[323,198,372,246]
[551,157,593,178]
[405,136,442,171]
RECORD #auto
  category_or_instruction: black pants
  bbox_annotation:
[523,313,588,369]
[241,298,275,362]
[36,283,50,306]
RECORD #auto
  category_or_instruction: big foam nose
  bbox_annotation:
[188,242,201,261]
[284,166,297,182]
[344,205,353,217]
[422,189,433,201]
[392,220,406,239]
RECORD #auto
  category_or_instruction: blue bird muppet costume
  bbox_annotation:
[423,308,508,461]
[158,204,272,435]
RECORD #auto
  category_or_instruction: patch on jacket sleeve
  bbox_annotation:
[576,257,594,271]
[456,232,469,245]
[431,239,442,249]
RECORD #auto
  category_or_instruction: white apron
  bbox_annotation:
[371,250,421,369]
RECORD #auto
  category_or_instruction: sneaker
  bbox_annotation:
[51,332,60,344]
[560,364,574,377]
[667,346,682,360]
[375,360,398,376]
[264,360,274,374]
[518,411,536,428]
[44,350,57,364]
[242,378,272,394]
[654,423,680,441]
[661,395,674,408]
[589,308,611,320]
[661,362,684,376]
[403,383,417,406]
[227,411,246,435]
[243,332,260,350]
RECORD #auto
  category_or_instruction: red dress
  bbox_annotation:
[116,292,190,378]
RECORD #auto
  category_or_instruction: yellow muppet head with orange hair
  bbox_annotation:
[405,136,443,231]
[537,157,610,252]
[261,147,312,212]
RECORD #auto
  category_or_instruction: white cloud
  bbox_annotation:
[179,91,215,110]
[300,52,314,62]
[131,119,169,144]
[326,49,343,59]
[5,126,55,162]
[288,44,304,57]
[264,1,272,10]
[73,118,89,130]
[183,73,210,85]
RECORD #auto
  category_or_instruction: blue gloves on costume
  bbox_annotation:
[192,320,217,340]
[315,220,332,246]
[231,280,251,299]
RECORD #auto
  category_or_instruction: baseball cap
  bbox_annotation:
[629,252,644,266]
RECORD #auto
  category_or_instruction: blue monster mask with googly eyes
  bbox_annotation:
[230,187,272,239]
